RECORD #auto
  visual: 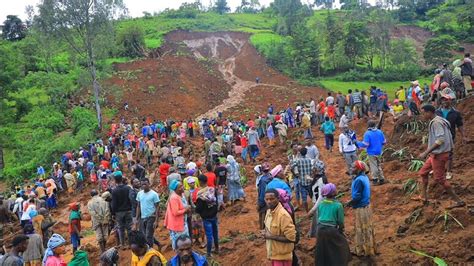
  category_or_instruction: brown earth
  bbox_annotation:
[13,31,472,265]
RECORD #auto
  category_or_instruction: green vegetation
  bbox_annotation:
[319,78,431,98]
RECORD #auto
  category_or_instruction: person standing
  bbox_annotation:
[436,88,468,180]
[275,121,288,144]
[460,53,472,92]
[68,202,82,253]
[23,224,44,266]
[87,189,111,253]
[395,86,406,105]
[226,155,245,204]
[418,104,465,208]
[195,175,219,257]
[129,178,141,225]
[257,163,273,230]
[357,120,386,185]
[134,178,161,249]
[320,117,336,152]
[301,111,313,139]
[0,235,29,265]
[346,161,376,257]
[263,189,297,266]
[247,127,261,163]
[339,126,358,176]
[314,183,351,266]
[292,148,315,212]
[305,139,320,161]
[165,180,191,250]
[309,98,317,126]
[111,172,133,248]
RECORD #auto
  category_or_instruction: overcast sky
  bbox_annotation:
[1,0,277,22]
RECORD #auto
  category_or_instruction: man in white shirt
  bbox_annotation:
[338,126,358,176]
[309,98,316,126]
[326,92,335,106]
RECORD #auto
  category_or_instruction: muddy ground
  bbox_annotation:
[5,31,472,265]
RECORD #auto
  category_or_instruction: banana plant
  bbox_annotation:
[435,210,464,232]
[408,160,424,172]
[403,178,418,195]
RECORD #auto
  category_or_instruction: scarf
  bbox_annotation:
[42,233,66,264]
[69,210,82,221]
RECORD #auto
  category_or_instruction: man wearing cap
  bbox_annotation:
[0,234,29,265]
[419,104,465,209]
[436,87,468,179]
[87,189,111,252]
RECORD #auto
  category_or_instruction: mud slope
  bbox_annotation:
[104,31,326,123]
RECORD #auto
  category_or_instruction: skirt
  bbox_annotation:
[227,179,245,201]
[170,222,189,250]
[315,225,351,265]
[309,212,318,238]
[354,207,376,256]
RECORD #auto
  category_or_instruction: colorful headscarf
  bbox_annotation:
[270,165,283,177]
[169,180,180,191]
[43,234,66,264]
[322,183,337,197]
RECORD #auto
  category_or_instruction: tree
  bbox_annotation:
[390,39,417,65]
[2,15,27,41]
[117,25,145,57]
[368,8,393,70]
[272,0,310,35]
[36,0,126,129]
[343,21,368,67]
[324,10,344,70]
[290,23,321,78]
[214,0,230,14]
[423,35,457,66]
[236,0,261,13]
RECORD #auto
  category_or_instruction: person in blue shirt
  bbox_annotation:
[357,120,386,185]
[266,165,291,196]
[256,163,272,230]
[169,235,208,266]
[320,117,336,152]
[346,160,376,257]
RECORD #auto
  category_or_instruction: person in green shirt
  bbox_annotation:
[314,183,351,265]
[320,117,336,152]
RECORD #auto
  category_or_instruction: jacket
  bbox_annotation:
[351,174,371,209]
[264,203,296,261]
[168,252,207,266]
[164,193,187,232]
[87,195,111,227]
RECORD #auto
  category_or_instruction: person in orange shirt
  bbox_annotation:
[327,104,336,120]
[317,98,326,125]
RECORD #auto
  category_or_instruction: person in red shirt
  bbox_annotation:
[327,104,336,120]
[204,164,217,188]
[318,98,326,125]
[158,158,171,188]
[100,159,110,169]
[241,135,248,164]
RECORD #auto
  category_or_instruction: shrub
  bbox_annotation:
[71,107,98,134]
[117,25,146,58]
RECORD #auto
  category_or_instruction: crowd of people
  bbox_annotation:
[0,54,471,265]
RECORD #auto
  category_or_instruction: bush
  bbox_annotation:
[163,3,200,19]
[117,25,146,58]
[21,106,65,133]
[71,107,98,134]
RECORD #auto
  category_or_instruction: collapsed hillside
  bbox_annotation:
[24,31,472,265]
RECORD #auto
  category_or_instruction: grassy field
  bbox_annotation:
[118,13,276,49]
[319,78,432,98]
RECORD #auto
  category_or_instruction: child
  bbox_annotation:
[68,202,82,253]
[320,117,336,152]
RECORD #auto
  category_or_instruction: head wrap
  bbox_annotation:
[270,165,283,177]
[226,155,236,165]
[43,234,66,264]
[169,179,180,191]
[353,160,369,173]
[29,209,38,219]
[440,87,456,100]
[69,202,80,211]
[186,169,196,176]
[322,183,337,197]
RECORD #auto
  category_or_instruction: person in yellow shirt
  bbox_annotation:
[130,230,167,266]
[395,86,406,104]
[392,99,404,114]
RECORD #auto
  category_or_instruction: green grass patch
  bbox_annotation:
[319,78,431,98]
[103,57,132,66]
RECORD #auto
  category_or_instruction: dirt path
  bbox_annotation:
[182,34,287,119]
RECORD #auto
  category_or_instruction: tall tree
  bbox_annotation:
[272,0,310,35]
[389,39,417,65]
[36,0,126,129]
[368,8,393,70]
[344,21,368,67]
[291,23,321,77]
[324,11,343,70]
[236,0,261,13]
[423,35,457,67]
[2,15,27,41]
[214,0,231,14]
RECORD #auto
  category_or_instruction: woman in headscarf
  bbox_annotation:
[347,160,376,257]
[43,233,67,266]
[226,155,246,204]
[314,183,351,266]
[164,180,191,250]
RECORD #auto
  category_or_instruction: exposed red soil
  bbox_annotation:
[32,31,474,265]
